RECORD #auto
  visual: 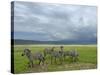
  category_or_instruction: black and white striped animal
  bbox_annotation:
[69,49,79,62]
[22,48,45,67]
[59,46,79,62]
[44,47,55,57]
[59,46,70,60]
[50,46,64,64]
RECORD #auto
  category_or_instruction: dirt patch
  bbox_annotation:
[64,63,97,70]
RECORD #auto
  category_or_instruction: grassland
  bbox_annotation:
[13,45,97,74]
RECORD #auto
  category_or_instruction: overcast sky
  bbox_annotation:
[13,1,97,41]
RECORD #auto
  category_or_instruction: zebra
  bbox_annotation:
[59,46,79,62]
[44,47,55,57]
[68,49,79,62]
[21,48,45,68]
[59,46,70,60]
[50,46,64,64]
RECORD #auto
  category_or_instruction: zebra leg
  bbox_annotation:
[77,57,79,61]
[59,57,62,64]
[64,55,66,61]
[30,61,34,68]
[28,61,33,68]
[75,56,79,62]
[54,57,56,64]
[72,57,75,62]
[51,56,53,64]
[38,60,41,65]
[73,57,76,63]
[27,62,31,68]
[28,62,31,68]
[74,57,76,62]
[42,57,45,65]
[61,57,63,64]
[44,51,47,58]
[32,62,34,67]
[70,56,74,62]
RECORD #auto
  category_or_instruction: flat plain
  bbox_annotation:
[13,45,97,74]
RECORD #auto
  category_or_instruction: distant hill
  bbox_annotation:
[12,39,97,45]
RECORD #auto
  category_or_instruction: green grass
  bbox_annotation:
[13,45,97,74]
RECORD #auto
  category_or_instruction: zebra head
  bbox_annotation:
[60,46,64,50]
[51,47,55,51]
[21,48,31,56]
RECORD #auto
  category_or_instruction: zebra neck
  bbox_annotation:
[61,49,63,51]
[26,53,32,58]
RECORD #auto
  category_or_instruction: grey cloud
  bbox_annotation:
[14,1,97,41]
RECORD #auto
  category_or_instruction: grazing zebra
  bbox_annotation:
[44,47,55,57]
[21,48,45,67]
[50,46,64,64]
[59,46,64,55]
[60,46,70,60]
[63,51,70,61]
[69,49,79,62]
[59,46,79,62]
[50,51,63,64]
